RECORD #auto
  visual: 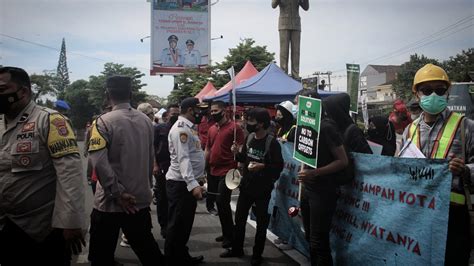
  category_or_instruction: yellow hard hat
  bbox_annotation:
[412,63,450,93]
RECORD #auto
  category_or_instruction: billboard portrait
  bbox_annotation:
[151,0,210,75]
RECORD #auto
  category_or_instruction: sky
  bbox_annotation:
[1,0,473,98]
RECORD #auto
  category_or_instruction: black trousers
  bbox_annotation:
[165,180,198,265]
[444,204,471,265]
[0,218,71,266]
[206,173,218,210]
[216,175,234,243]
[301,188,337,266]
[155,165,169,236]
[88,208,164,266]
[233,191,271,257]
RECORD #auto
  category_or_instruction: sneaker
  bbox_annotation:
[120,240,131,248]
[276,242,293,250]
[220,249,244,258]
[251,255,263,266]
[207,208,218,216]
[215,235,224,242]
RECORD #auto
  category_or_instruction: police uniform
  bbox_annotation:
[183,39,201,67]
[87,102,165,265]
[160,35,183,66]
[0,100,85,264]
[165,115,205,264]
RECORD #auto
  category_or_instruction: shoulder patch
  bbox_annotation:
[47,113,79,158]
[180,132,188,143]
[88,119,107,152]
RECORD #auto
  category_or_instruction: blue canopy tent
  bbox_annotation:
[206,63,339,104]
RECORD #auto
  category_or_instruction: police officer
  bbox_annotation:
[0,67,85,265]
[160,35,183,67]
[88,76,165,266]
[183,39,202,67]
[165,97,206,265]
[401,64,474,265]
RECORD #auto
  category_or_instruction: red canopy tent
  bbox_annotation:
[194,81,217,101]
[205,60,259,99]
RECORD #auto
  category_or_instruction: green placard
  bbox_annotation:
[347,63,360,113]
[293,96,322,168]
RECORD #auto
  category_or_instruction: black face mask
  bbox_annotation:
[211,111,223,123]
[169,114,179,125]
[275,116,285,125]
[246,123,257,133]
[0,91,20,114]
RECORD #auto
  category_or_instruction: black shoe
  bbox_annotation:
[221,240,232,249]
[220,249,244,258]
[251,255,263,266]
[160,228,167,239]
[190,255,204,264]
[207,208,218,216]
[215,235,224,242]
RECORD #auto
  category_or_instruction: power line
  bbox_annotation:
[0,33,150,71]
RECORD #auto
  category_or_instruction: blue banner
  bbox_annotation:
[331,153,451,265]
[268,142,310,256]
[268,144,451,265]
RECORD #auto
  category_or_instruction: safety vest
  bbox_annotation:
[407,112,465,205]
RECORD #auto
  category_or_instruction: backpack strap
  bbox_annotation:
[263,134,274,157]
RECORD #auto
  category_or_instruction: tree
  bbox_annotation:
[392,54,440,100]
[56,38,70,98]
[443,48,473,82]
[64,79,99,129]
[168,38,275,103]
[30,71,57,102]
[88,63,148,110]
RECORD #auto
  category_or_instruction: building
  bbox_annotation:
[360,65,400,116]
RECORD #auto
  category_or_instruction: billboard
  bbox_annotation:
[151,0,210,75]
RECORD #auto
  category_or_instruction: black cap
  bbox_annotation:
[186,39,194,45]
[168,35,178,42]
[106,75,132,93]
[180,97,200,111]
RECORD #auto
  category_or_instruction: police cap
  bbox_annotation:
[186,39,194,45]
[168,35,178,42]
[180,97,207,111]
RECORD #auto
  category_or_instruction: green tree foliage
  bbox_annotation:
[168,38,275,103]
[393,54,439,100]
[56,38,70,98]
[88,63,148,110]
[443,48,473,82]
[64,79,99,129]
[30,71,57,101]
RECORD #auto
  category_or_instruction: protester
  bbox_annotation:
[206,101,244,249]
[296,89,349,266]
[389,99,412,135]
[153,103,180,238]
[324,93,372,154]
[165,97,206,265]
[197,105,218,214]
[87,76,165,265]
[367,116,396,156]
[0,66,86,265]
[137,102,156,121]
[221,107,284,266]
[400,63,474,265]
[275,100,296,142]
[407,99,422,121]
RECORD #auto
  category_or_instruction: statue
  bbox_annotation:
[272,0,309,79]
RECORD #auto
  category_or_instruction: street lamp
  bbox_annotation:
[140,36,151,42]
[211,35,223,41]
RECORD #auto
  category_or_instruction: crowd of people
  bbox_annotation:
[0,63,472,266]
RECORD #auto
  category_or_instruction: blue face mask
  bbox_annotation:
[419,93,447,115]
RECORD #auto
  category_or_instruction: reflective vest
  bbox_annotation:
[407,112,465,205]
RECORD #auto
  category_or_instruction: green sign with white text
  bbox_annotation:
[293,96,322,168]
[347,63,360,113]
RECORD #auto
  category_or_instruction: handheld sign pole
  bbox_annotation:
[227,66,236,142]
[289,95,322,218]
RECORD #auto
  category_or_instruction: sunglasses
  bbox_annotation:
[417,86,448,96]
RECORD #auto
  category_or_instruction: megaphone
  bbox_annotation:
[225,169,242,190]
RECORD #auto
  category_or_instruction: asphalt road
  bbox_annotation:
[72,142,305,266]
